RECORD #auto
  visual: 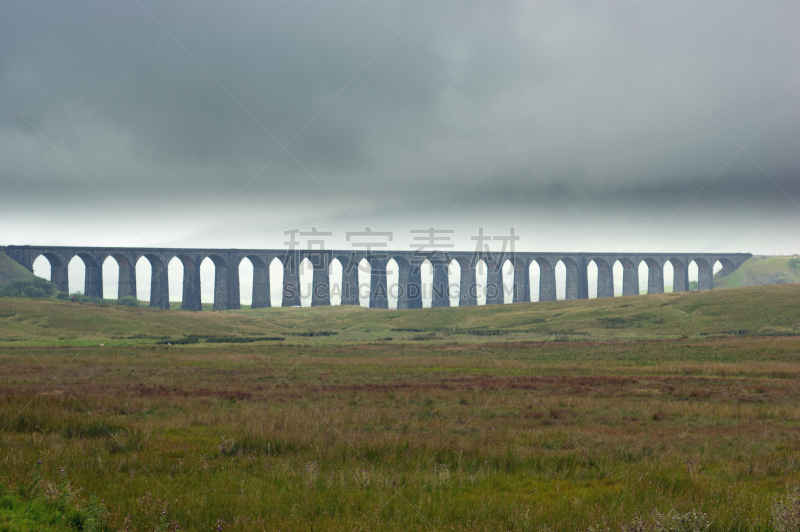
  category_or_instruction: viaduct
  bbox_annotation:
[3,245,751,311]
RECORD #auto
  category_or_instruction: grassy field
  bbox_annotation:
[1,285,800,531]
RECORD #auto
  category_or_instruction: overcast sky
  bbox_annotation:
[1,0,799,255]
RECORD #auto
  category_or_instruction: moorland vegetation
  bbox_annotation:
[1,285,799,531]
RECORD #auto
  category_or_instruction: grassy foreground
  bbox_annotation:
[1,285,800,531]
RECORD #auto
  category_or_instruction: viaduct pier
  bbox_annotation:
[4,245,751,311]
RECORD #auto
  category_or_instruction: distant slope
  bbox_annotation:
[714,255,800,288]
[1,283,798,345]
[0,252,36,284]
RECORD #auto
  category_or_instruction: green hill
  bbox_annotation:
[714,255,800,288]
[0,251,36,284]
[1,283,798,346]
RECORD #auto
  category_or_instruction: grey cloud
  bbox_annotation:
[0,0,798,253]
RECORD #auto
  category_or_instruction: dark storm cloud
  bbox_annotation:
[0,0,798,252]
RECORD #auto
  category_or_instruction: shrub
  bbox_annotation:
[115,296,141,307]
[0,277,58,298]
[72,292,96,303]
[66,292,104,304]
[788,257,800,270]
[23,286,48,298]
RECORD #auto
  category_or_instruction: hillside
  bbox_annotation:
[714,255,800,288]
[1,283,798,345]
[0,251,35,284]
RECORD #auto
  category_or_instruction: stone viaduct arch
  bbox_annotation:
[453,256,477,306]
[4,246,751,310]
[512,257,530,303]
[532,258,555,302]
[484,258,504,305]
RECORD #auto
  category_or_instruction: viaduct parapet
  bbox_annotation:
[3,245,751,311]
